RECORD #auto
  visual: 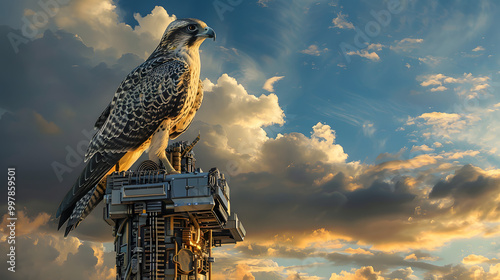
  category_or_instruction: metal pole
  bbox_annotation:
[209,229,212,280]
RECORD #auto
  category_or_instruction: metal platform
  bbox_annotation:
[104,154,245,280]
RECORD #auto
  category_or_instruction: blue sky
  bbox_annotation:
[1,0,500,279]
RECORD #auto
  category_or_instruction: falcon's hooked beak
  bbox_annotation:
[197,26,216,41]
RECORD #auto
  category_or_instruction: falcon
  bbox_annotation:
[56,18,215,236]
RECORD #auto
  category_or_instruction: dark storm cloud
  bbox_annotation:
[229,167,419,243]
[430,164,500,218]
[325,251,442,272]
[0,25,141,239]
[424,264,500,280]
[236,242,315,259]
[0,234,115,280]
[385,267,415,280]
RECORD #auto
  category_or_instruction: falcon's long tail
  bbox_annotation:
[56,152,123,235]
[63,179,107,237]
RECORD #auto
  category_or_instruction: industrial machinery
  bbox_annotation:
[104,137,246,279]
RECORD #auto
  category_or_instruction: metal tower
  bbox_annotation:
[103,136,245,279]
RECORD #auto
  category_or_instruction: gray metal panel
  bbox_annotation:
[108,204,129,219]
[122,183,166,198]
[171,178,188,198]
[111,189,122,205]
[187,184,210,197]
[225,213,245,242]
[215,203,228,223]
[173,197,214,212]
[120,183,170,202]
[216,186,230,214]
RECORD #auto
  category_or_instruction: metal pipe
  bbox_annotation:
[209,229,212,280]
[174,239,178,279]
[114,218,128,244]
[154,215,158,280]
[124,260,132,280]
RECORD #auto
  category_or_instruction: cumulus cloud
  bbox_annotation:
[0,211,50,241]
[410,144,434,153]
[472,46,485,52]
[201,75,284,129]
[405,101,500,154]
[429,164,500,221]
[429,264,500,280]
[329,266,384,280]
[132,6,176,39]
[346,50,380,61]
[390,38,423,52]
[331,12,355,29]
[0,214,115,280]
[344,248,374,256]
[367,43,384,51]
[228,147,500,252]
[398,38,424,44]
[53,0,176,62]
[433,142,443,148]
[406,112,474,139]
[404,251,439,262]
[462,254,497,265]
[385,267,416,280]
[212,256,294,280]
[301,45,329,56]
[263,75,285,92]
[418,72,490,98]
[430,86,448,92]
[177,74,287,173]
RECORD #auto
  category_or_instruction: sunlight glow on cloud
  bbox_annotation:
[0,213,115,279]
[33,111,61,135]
[472,46,485,52]
[263,75,285,92]
[301,44,329,56]
[418,73,490,98]
[0,211,50,241]
[346,49,380,61]
[331,12,355,30]
[462,254,494,265]
[390,38,424,52]
[54,0,176,60]
[329,266,385,280]
[410,144,434,153]
[344,248,374,256]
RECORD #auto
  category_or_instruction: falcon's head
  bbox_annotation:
[158,18,216,52]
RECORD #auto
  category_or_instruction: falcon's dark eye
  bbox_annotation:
[187,25,197,32]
